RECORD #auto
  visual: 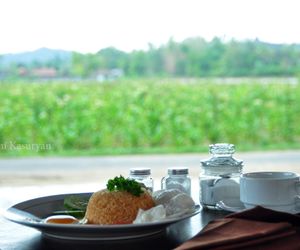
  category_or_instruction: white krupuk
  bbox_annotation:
[133,189,195,224]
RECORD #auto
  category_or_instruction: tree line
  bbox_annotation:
[72,37,300,78]
[1,37,300,79]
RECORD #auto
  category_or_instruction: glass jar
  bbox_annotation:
[129,168,153,192]
[199,143,243,210]
[161,167,191,195]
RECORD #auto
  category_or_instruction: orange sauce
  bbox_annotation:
[45,215,79,224]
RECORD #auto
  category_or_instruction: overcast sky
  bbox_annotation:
[0,0,299,54]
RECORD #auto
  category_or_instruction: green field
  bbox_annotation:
[0,78,300,156]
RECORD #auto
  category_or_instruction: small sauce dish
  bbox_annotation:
[44,215,79,224]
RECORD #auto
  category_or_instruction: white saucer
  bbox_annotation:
[216,200,245,213]
[216,200,300,214]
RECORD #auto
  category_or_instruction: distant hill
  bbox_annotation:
[0,48,72,66]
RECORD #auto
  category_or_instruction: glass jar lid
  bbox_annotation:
[168,167,189,175]
[201,143,243,168]
[130,168,151,176]
[210,143,235,155]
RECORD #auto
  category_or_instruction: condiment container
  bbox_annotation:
[199,143,243,210]
[129,168,153,192]
[161,167,191,195]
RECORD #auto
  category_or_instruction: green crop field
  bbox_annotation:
[0,78,300,156]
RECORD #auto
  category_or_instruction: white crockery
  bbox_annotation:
[240,171,300,213]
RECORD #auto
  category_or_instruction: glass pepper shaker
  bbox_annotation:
[199,143,243,210]
[161,167,191,195]
[129,168,154,192]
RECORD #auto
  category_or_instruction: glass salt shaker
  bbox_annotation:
[199,143,243,210]
[161,167,191,195]
[129,168,154,192]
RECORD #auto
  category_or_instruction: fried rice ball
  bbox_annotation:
[85,189,155,224]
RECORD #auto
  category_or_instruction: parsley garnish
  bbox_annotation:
[106,176,144,196]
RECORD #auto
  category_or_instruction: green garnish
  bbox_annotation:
[61,195,89,218]
[107,176,144,196]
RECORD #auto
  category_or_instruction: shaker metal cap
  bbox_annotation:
[168,167,189,175]
[130,168,151,176]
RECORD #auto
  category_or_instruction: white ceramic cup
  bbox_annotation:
[240,171,300,213]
